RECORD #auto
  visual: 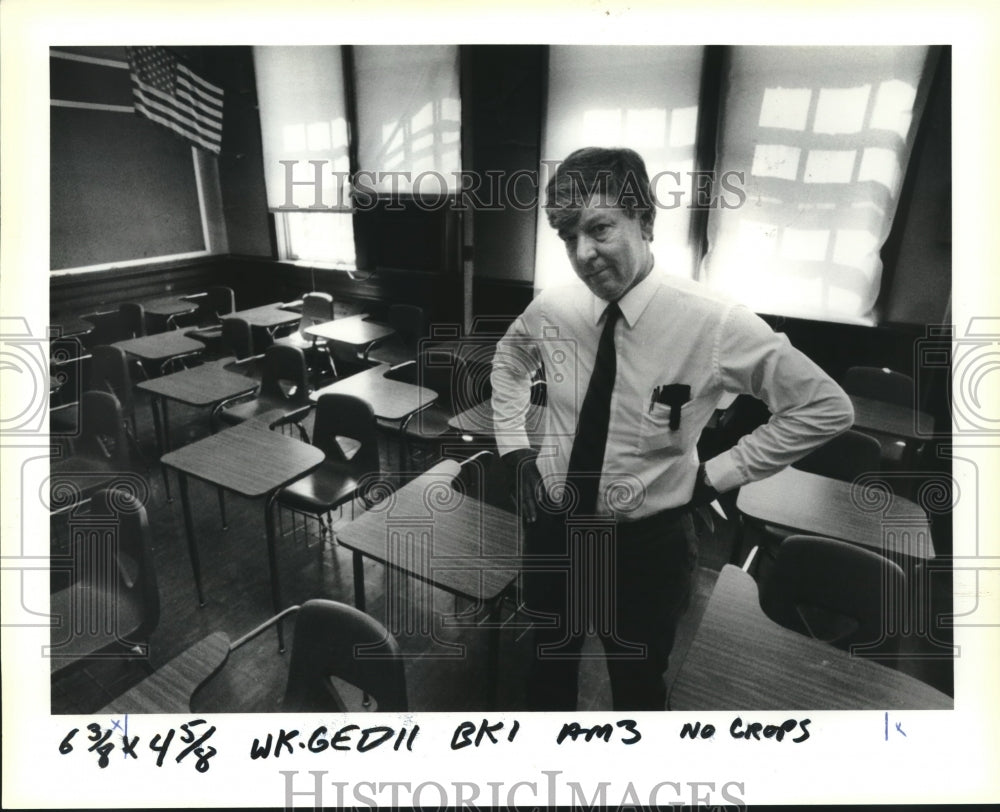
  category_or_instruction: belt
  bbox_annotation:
[615,501,694,529]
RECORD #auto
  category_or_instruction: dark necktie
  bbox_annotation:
[564,301,622,516]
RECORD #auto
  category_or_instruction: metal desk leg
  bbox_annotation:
[264,491,286,653]
[150,397,172,502]
[352,551,367,613]
[177,471,205,607]
[488,598,501,709]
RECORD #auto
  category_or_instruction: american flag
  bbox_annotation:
[126,46,224,155]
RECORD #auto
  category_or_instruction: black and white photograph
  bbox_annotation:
[2,0,998,809]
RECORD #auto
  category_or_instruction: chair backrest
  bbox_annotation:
[792,429,882,482]
[80,309,125,346]
[312,393,380,477]
[283,599,407,712]
[843,366,914,409]
[260,344,310,404]
[759,535,905,655]
[89,345,133,415]
[87,486,160,638]
[76,390,130,467]
[118,302,146,338]
[419,345,471,413]
[53,486,160,672]
[300,292,334,333]
[388,304,426,350]
[205,286,236,320]
[220,317,254,360]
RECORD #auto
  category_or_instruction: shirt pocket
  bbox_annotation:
[637,400,696,456]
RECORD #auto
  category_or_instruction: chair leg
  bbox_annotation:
[218,488,228,530]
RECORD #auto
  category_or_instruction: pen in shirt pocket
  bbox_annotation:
[648,386,661,413]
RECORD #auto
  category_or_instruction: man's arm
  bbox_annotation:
[491,312,544,521]
[702,305,855,494]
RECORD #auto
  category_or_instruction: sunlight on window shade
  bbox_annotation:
[781,228,830,262]
[813,86,870,135]
[306,121,332,151]
[354,45,461,193]
[284,211,357,266]
[625,108,667,148]
[832,229,879,267]
[254,46,351,211]
[758,87,811,130]
[751,144,801,180]
[581,108,625,141]
[858,147,901,192]
[803,149,856,184]
[703,45,929,324]
[669,106,699,148]
[871,80,917,139]
[536,45,704,290]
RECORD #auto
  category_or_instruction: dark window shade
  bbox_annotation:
[51,107,205,270]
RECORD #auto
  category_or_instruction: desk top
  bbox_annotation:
[162,421,324,497]
[737,467,934,560]
[99,632,231,714]
[305,315,395,349]
[141,295,200,318]
[311,363,437,421]
[336,460,520,601]
[448,399,546,442]
[137,360,257,407]
[669,565,951,710]
[232,303,302,330]
[51,317,95,339]
[850,395,934,440]
[113,332,205,363]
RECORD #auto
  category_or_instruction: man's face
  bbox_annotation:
[556,197,653,302]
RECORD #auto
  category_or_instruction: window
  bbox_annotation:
[701,46,932,325]
[536,46,705,290]
[254,45,462,266]
[353,45,462,195]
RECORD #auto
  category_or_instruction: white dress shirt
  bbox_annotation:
[491,268,854,519]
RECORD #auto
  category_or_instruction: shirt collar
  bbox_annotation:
[589,264,662,328]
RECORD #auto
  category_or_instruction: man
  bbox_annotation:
[491,146,854,711]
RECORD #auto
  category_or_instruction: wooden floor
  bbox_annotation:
[49,360,954,714]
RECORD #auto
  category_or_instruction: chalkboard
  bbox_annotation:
[50,105,205,270]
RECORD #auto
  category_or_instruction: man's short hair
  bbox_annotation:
[544,147,656,234]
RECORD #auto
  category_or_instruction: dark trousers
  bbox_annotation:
[522,506,698,711]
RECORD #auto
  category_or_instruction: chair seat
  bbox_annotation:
[278,462,361,513]
[274,333,324,350]
[49,584,146,674]
[367,339,414,366]
[219,395,309,426]
[186,325,224,341]
[404,405,459,440]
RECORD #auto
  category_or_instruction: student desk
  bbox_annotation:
[736,467,934,561]
[335,460,520,708]
[304,314,396,358]
[310,363,437,423]
[849,395,934,442]
[99,632,231,714]
[113,332,205,375]
[160,421,324,650]
[231,303,301,333]
[668,565,951,710]
[137,357,259,476]
[50,316,95,339]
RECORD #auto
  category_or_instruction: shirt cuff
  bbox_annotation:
[703,453,744,494]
